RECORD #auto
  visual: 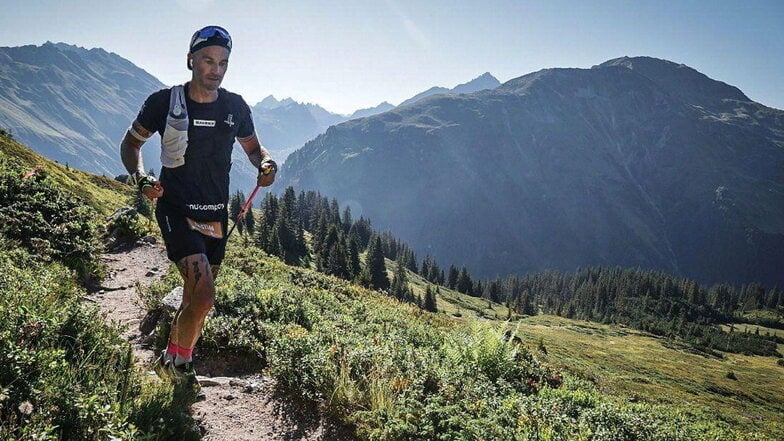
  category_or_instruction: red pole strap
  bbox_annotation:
[237,185,261,221]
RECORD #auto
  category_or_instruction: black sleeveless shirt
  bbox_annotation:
[136,84,254,221]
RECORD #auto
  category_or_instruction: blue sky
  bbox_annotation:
[0,0,781,114]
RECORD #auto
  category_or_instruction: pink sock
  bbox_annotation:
[177,345,193,361]
[166,342,180,357]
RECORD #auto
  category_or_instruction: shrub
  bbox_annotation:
[0,251,198,440]
[106,207,150,244]
[0,164,103,280]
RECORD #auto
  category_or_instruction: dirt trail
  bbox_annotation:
[87,240,355,440]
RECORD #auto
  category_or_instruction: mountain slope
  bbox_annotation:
[279,57,784,286]
[0,42,165,176]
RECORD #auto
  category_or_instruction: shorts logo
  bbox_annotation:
[224,114,235,127]
[193,119,216,127]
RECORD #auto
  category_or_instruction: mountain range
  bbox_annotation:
[279,56,784,287]
[0,42,499,194]
[0,42,164,176]
[251,72,501,160]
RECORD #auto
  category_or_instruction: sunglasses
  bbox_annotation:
[190,26,232,51]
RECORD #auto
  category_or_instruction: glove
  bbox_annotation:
[134,172,156,192]
[260,159,277,175]
[257,159,277,186]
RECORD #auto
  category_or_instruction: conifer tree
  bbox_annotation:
[767,286,781,309]
[424,285,438,312]
[346,235,361,280]
[428,260,441,285]
[390,258,412,301]
[349,217,373,250]
[257,193,279,256]
[457,266,472,294]
[329,199,342,228]
[421,255,431,278]
[229,190,245,235]
[244,205,256,237]
[319,224,341,271]
[362,235,389,291]
[325,240,349,279]
[401,246,417,273]
[341,205,353,234]
[447,265,459,289]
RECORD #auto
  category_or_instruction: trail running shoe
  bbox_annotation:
[153,350,175,380]
[153,351,205,402]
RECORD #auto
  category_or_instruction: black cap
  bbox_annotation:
[189,25,232,54]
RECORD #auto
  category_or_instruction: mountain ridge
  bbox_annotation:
[279,56,784,286]
[0,42,165,176]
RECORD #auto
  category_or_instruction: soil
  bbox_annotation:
[86,239,357,440]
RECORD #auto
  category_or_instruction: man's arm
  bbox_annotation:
[120,120,154,175]
[120,120,163,199]
[238,133,276,187]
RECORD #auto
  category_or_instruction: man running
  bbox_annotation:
[120,25,276,398]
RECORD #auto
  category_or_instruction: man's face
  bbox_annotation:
[189,46,230,91]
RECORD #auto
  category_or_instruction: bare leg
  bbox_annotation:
[169,254,216,351]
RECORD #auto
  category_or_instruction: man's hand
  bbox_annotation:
[136,173,164,200]
[258,160,277,187]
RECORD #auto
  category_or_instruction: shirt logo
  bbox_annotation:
[224,114,235,127]
[193,119,216,127]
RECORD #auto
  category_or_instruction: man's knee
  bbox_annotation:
[190,286,215,315]
[178,253,216,314]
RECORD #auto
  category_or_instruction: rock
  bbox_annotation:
[229,379,247,388]
[139,235,157,244]
[145,271,157,277]
[161,287,184,312]
[198,376,233,387]
[106,206,135,221]
[223,393,237,401]
[138,308,164,335]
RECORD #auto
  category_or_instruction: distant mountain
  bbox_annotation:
[250,97,347,162]
[350,102,395,119]
[397,72,500,108]
[279,56,784,287]
[0,42,165,176]
[249,72,502,160]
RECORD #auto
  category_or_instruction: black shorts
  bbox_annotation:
[155,203,228,265]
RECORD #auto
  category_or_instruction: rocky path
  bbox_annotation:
[86,240,355,440]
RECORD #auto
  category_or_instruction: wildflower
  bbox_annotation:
[18,400,34,415]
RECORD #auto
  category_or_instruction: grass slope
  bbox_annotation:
[513,315,784,439]
[2,132,780,439]
[0,134,132,215]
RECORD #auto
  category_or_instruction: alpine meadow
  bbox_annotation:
[1,9,784,440]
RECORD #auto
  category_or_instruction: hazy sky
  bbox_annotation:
[1,1,782,114]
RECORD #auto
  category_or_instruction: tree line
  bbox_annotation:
[229,187,781,356]
[228,187,438,312]
[486,267,781,356]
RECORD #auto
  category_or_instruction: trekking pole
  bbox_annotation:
[225,184,261,241]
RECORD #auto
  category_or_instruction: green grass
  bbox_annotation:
[0,137,197,439]
[0,134,132,216]
[3,132,779,440]
[512,315,784,439]
[0,248,200,440]
[136,241,768,440]
[404,261,514,320]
